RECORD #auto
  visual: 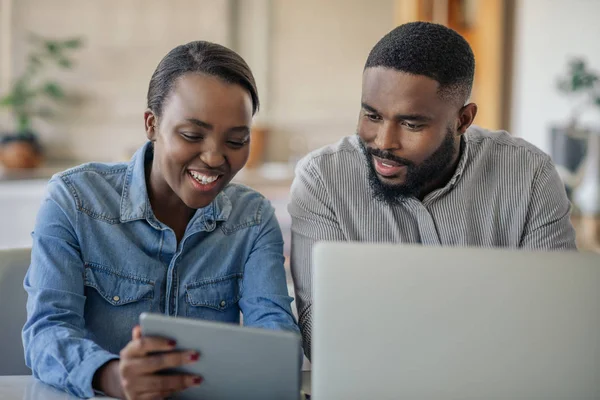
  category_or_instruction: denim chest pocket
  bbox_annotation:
[83,263,156,354]
[185,274,242,319]
[84,263,155,306]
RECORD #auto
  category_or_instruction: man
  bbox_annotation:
[289,22,577,359]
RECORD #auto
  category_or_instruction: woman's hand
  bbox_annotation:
[95,326,202,399]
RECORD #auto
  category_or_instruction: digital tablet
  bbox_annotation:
[139,312,302,400]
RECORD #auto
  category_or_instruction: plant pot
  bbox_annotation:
[572,133,600,216]
[549,125,588,198]
[0,132,43,169]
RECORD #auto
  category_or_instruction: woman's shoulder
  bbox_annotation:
[46,161,129,216]
[222,183,272,211]
[59,160,129,177]
[220,183,276,228]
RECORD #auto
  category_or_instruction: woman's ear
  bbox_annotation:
[144,110,158,141]
[457,103,478,135]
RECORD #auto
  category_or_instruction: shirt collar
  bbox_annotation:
[420,132,470,204]
[119,142,232,225]
[446,131,470,187]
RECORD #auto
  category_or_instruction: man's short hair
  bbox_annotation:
[365,22,475,105]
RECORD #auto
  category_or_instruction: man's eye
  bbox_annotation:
[402,122,422,130]
[227,141,247,148]
[366,113,382,122]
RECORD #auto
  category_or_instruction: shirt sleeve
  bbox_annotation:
[288,159,347,360]
[22,177,119,398]
[519,157,578,250]
[239,199,300,336]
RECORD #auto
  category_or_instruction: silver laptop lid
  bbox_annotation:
[313,243,600,400]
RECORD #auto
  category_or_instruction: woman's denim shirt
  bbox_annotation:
[22,142,299,398]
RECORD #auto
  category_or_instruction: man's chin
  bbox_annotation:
[369,179,416,204]
[376,173,406,187]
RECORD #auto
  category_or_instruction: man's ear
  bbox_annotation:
[144,110,158,141]
[457,103,477,135]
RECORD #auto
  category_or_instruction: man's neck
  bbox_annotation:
[417,137,464,201]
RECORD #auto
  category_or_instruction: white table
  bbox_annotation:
[0,376,110,400]
[0,373,312,399]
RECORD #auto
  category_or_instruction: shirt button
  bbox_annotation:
[219,300,226,308]
[113,296,120,302]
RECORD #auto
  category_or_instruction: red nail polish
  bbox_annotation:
[189,352,199,361]
[193,377,203,385]
[168,340,177,346]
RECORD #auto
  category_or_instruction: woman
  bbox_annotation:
[22,41,299,399]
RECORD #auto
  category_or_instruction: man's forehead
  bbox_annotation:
[361,67,444,114]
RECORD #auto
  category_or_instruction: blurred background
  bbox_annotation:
[1,0,599,252]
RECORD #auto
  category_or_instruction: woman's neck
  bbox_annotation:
[146,160,194,242]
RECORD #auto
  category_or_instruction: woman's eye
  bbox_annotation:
[180,132,203,141]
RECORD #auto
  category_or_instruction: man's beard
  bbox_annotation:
[358,127,458,205]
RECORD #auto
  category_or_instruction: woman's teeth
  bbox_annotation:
[189,171,219,185]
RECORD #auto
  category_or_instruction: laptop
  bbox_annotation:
[312,243,600,400]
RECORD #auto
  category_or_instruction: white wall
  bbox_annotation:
[511,0,600,153]
[2,0,396,164]
[6,0,231,162]
[266,0,395,161]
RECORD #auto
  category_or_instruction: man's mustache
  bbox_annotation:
[366,147,414,168]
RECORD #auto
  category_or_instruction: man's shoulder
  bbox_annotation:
[295,135,362,176]
[467,126,550,161]
[466,126,554,182]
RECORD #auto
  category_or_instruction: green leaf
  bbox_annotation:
[0,95,14,106]
[45,41,59,55]
[17,113,32,133]
[57,57,73,68]
[558,57,600,94]
[28,54,42,67]
[42,82,65,99]
[62,37,83,49]
[569,59,586,73]
[9,84,35,107]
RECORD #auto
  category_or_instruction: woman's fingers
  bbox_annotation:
[118,328,201,400]
[120,335,177,359]
[122,350,200,375]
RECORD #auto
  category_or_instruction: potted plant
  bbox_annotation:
[550,58,600,197]
[0,34,82,169]
[550,58,600,216]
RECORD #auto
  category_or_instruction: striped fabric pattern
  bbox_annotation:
[288,125,577,359]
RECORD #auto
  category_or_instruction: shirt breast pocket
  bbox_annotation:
[185,274,242,322]
[83,263,156,342]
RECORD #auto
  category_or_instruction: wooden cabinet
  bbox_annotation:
[393,0,514,131]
